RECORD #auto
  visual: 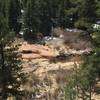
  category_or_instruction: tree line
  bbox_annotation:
[7,0,100,35]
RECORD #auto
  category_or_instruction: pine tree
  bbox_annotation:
[8,0,21,34]
[78,0,97,21]
[65,27,100,100]
[23,0,69,38]
[96,0,100,19]
[0,0,24,99]
[75,0,97,30]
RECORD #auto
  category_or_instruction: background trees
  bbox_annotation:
[75,0,97,30]
[23,0,69,38]
[96,0,100,19]
[2,0,98,38]
[8,0,21,34]
[22,0,99,38]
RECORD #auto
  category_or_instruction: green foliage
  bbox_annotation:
[74,18,91,30]
[78,0,97,20]
[95,0,100,19]
[8,0,21,33]
[23,0,70,38]
[0,0,25,99]
[75,0,97,30]
[65,76,77,100]
[65,28,100,100]
[23,0,99,37]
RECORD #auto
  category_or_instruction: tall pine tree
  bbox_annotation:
[0,0,24,99]
[65,23,100,100]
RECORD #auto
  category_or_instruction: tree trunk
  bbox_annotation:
[89,86,92,100]
[0,43,8,100]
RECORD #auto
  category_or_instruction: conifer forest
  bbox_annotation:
[0,0,100,100]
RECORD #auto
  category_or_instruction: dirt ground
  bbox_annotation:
[16,39,90,99]
[15,31,99,100]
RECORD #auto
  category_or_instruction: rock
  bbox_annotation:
[22,54,42,59]
[18,42,54,60]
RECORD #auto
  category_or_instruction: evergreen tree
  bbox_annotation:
[65,28,100,100]
[23,0,43,39]
[64,0,79,28]
[8,0,21,34]
[96,0,100,19]
[0,0,24,99]
[75,0,97,30]
[23,0,69,38]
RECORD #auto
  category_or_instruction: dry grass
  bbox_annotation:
[63,32,92,50]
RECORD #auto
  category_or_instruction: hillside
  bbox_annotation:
[15,30,98,100]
